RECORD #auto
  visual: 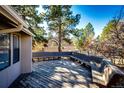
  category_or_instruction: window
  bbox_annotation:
[13,34,20,63]
[0,34,10,71]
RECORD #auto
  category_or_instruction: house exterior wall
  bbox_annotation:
[21,33,32,73]
[0,62,21,87]
[0,5,33,88]
[0,33,21,87]
[0,32,32,87]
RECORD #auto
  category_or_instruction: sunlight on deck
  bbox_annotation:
[10,60,99,88]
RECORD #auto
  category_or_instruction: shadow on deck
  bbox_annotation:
[9,60,99,88]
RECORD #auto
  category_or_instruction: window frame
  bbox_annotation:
[13,33,20,64]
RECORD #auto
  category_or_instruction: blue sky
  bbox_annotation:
[37,5,122,38]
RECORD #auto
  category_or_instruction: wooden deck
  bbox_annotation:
[10,60,99,88]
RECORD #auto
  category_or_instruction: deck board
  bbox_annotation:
[10,60,99,88]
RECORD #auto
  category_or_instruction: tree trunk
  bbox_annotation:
[58,17,62,52]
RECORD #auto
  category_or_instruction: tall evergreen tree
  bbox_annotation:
[73,23,95,52]
[42,5,81,52]
[12,5,47,43]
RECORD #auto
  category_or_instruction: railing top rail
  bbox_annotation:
[33,51,73,57]
[33,51,103,63]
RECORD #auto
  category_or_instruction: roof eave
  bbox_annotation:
[0,5,34,36]
[0,5,29,28]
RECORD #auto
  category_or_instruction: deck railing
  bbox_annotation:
[32,51,124,86]
[33,52,72,57]
[32,51,103,63]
